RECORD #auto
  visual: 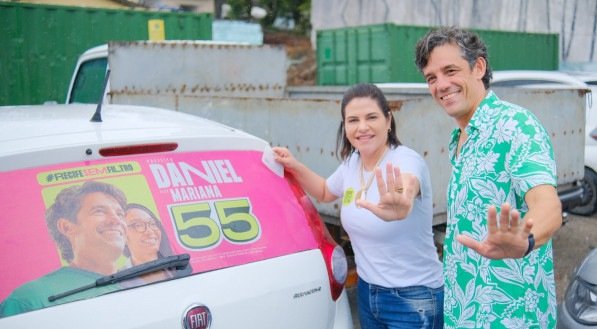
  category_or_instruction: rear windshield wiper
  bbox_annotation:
[48,253,190,302]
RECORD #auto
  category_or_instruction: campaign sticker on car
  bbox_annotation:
[0,150,317,317]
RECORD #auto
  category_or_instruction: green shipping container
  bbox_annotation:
[317,24,559,85]
[1,2,212,105]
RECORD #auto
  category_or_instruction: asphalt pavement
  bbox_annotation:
[553,213,597,303]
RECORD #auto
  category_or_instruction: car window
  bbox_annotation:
[69,57,108,104]
[0,150,317,317]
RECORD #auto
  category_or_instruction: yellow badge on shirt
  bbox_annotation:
[343,188,355,205]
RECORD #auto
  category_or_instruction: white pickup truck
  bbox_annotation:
[67,41,587,227]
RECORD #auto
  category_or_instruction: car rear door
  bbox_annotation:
[0,148,347,328]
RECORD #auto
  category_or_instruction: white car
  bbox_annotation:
[491,70,589,89]
[0,104,353,329]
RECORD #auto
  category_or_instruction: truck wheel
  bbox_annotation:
[570,167,597,216]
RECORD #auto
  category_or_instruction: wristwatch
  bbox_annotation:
[524,233,535,257]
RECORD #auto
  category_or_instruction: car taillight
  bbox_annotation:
[285,171,348,301]
[590,127,597,142]
[99,143,178,156]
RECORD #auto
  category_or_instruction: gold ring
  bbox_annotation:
[395,187,404,193]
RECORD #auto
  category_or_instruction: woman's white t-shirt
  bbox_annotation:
[327,145,443,288]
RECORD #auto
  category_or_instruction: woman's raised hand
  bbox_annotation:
[356,162,419,221]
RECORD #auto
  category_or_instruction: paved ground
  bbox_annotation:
[553,213,597,303]
[346,213,597,328]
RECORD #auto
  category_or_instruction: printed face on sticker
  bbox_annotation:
[125,207,162,265]
[58,192,127,270]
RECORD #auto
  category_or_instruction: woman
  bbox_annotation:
[124,203,175,283]
[273,83,443,329]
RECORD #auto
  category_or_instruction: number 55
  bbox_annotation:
[170,198,261,250]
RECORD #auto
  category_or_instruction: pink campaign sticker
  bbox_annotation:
[0,150,316,302]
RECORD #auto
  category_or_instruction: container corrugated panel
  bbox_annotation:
[317,23,559,85]
[0,2,212,106]
[481,30,559,70]
[316,24,430,85]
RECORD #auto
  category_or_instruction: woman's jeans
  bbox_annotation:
[357,277,444,329]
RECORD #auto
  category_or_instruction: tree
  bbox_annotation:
[221,0,311,35]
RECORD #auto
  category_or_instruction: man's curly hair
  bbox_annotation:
[415,26,493,89]
[45,181,127,262]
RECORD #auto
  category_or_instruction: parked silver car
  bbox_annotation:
[557,248,597,328]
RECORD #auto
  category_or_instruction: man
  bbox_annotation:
[415,27,562,328]
[0,181,128,317]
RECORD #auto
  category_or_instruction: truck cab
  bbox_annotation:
[66,44,108,104]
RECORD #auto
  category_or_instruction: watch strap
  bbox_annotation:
[524,233,535,257]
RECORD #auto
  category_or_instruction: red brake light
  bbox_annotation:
[99,143,178,156]
[285,171,347,301]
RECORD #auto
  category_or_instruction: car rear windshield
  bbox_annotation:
[0,150,317,317]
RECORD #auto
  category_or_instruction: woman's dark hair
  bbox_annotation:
[124,203,173,259]
[336,83,400,161]
[415,26,493,89]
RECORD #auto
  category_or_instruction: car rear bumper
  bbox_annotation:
[332,290,354,329]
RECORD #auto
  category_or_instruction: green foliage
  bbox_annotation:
[223,0,311,35]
